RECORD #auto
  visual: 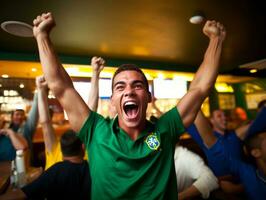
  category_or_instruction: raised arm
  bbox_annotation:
[33,12,89,132]
[177,20,226,127]
[23,92,39,142]
[0,129,28,150]
[194,110,217,148]
[88,57,105,111]
[36,75,56,153]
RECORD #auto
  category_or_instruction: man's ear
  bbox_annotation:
[110,95,114,106]
[251,148,261,158]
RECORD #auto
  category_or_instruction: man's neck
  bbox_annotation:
[63,156,84,164]
[213,127,225,135]
[119,121,146,141]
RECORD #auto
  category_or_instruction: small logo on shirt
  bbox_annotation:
[145,134,160,150]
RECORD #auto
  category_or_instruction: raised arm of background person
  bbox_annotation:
[0,129,28,150]
[33,13,89,132]
[177,20,226,128]
[178,185,201,200]
[36,75,56,153]
[238,105,266,140]
[87,56,105,111]
[23,91,39,143]
[194,110,218,148]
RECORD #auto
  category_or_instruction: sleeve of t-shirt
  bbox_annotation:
[45,140,63,170]
[77,111,105,146]
[157,107,186,142]
[247,106,266,138]
[176,147,218,199]
[186,124,205,149]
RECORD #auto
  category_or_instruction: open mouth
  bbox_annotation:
[123,101,139,119]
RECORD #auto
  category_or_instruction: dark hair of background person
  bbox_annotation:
[60,130,83,157]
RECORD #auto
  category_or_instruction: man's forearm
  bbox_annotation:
[189,37,223,95]
[38,88,50,123]
[36,35,73,97]
[178,185,201,200]
[88,72,100,112]
[8,131,28,150]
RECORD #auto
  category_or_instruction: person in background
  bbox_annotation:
[224,130,266,200]
[33,12,225,199]
[246,103,266,139]
[36,75,59,170]
[0,126,28,161]
[1,130,91,200]
[8,89,39,166]
[174,145,218,200]
[37,57,104,170]
[187,107,266,196]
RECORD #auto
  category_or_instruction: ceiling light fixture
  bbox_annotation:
[189,11,205,24]
[249,69,258,73]
[1,21,33,37]
[19,83,25,88]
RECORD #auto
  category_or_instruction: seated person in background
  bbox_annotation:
[2,130,91,200]
[0,127,28,161]
[174,145,218,200]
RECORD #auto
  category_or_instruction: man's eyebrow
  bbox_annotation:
[113,81,125,87]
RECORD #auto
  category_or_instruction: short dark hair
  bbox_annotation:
[111,64,149,91]
[244,131,266,154]
[60,130,82,157]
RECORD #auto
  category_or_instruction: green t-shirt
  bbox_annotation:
[78,107,185,200]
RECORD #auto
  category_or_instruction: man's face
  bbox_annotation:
[211,110,226,133]
[12,110,25,125]
[111,70,151,129]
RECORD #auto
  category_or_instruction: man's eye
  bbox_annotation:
[135,84,143,89]
[115,85,124,90]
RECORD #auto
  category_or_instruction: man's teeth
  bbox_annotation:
[125,102,137,106]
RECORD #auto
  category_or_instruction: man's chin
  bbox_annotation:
[123,118,141,128]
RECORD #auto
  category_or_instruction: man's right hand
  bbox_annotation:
[33,12,55,38]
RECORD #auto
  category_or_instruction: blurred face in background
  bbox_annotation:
[211,109,226,134]
[12,109,25,125]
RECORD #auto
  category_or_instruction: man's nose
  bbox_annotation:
[124,86,135,97]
